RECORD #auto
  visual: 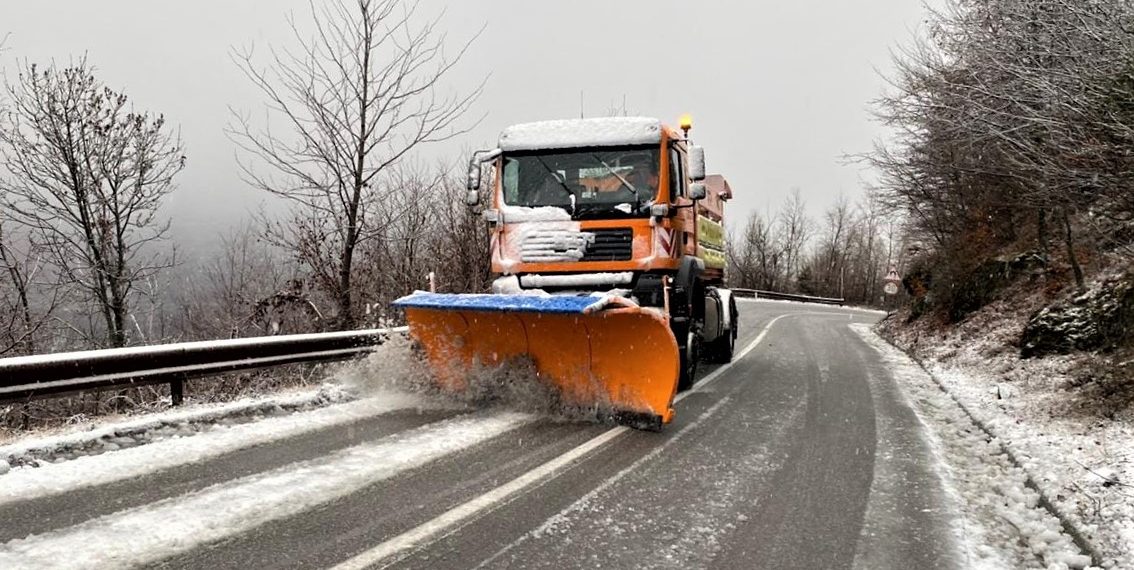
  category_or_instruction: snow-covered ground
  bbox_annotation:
[880,302,1133,568]
[734,295,888,317]
[0,412,531,569]
[0,383,354,471]
[0,338,469,493]
[0,389,448,504]
[853,324,1093,569]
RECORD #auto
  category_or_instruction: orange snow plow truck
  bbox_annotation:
[394,116,737,429]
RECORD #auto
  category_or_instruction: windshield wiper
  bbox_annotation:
[534,156,576,215]
[590,154,640,212]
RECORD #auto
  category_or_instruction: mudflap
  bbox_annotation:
[393,292,680,426]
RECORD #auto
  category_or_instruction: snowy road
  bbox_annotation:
[2,301,1058,569]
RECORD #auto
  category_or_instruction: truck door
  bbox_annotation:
[669,145,697,256]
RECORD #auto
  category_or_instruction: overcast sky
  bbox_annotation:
[2,0,931,257]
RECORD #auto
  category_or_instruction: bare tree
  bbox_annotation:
[728,210,778,290]
[428,165,491,295]
[869,0,1134,314]
[230,0,482,329]
[796,192,898,305]
[0,222,57,355]
[777,189,812,289]
[173,227,303,339]
[0,59,184,348]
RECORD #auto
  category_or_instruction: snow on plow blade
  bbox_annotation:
[392,292,679,428]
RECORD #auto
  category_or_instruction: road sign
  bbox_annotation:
[883,266,901,296]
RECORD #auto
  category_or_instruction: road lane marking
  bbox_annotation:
[676,313,791,401]
[332,312,793,569]
[331,424,631,570]
[471,396,735,569]
[0,413,530,570]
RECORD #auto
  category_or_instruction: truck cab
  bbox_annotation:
[466,116,737,388]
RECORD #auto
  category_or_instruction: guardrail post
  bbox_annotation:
[170,377,184,406]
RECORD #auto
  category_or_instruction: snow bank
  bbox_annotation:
[852,324,1093,569]
[0,384,350,464]
[881,291,1134,568]
[0,391,443,504]
[498,117,662,151]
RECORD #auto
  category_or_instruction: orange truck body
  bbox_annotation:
[395,117,735,429]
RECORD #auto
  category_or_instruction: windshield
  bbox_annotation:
[501,145,659,217]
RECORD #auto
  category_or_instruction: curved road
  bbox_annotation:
[3,300,965,569]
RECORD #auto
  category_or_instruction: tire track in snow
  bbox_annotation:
[0,412,532,570]
[0,392,446,505]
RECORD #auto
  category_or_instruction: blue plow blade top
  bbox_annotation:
[392,292,598,314]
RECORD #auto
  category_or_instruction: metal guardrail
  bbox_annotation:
[0,290,842,406]
[731,289,845,306]
[0,327,406,405]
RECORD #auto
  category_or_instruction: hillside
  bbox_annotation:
[880,261,1134,566]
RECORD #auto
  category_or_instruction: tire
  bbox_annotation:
[677,328,700,391]
[703,294,737,363]
[672,260,704,392]
[704,326,735,363]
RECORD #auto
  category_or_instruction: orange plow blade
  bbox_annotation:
[393,293,679,427]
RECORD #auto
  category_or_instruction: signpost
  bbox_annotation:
[883,266,901,312]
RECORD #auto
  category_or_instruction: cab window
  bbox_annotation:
[669,146,686,199]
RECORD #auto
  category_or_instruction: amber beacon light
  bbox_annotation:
[679,114,693,137]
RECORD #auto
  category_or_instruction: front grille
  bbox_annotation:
[582,228,633,261]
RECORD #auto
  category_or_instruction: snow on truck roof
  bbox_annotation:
[498,117,663,152]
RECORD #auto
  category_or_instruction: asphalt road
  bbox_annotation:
[7,300,966,569]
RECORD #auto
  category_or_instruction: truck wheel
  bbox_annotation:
[677,328,700,391]
[704,295,737,363]
[704,326,735,363]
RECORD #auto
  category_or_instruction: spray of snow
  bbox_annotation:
[344,334,626,426]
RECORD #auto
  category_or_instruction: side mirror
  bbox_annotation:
[690,182,706,201]
[466,159,482,192]
[688,146,706,181]
[465,148,503,209]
